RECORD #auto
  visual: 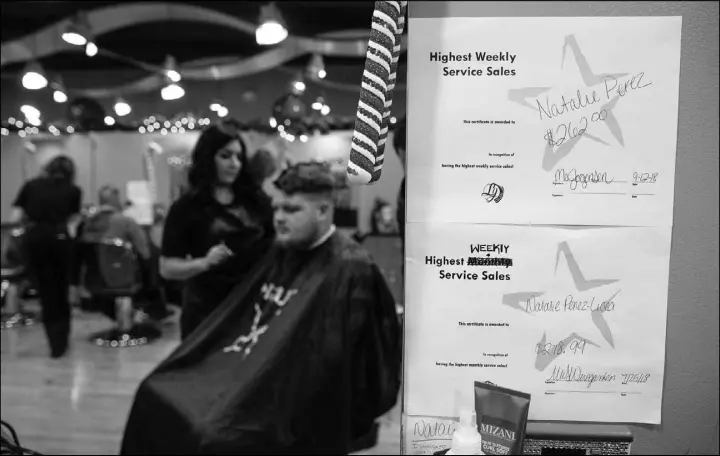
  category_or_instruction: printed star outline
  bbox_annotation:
[502,241,622,372]
[507,35,629,171]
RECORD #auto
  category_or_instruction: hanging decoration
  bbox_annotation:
[0,2,407,67]
[346,1,407,185]
[1,3,407,99]
[1,112,356,137]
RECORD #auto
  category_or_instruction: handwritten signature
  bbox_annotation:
[546,365,651,389]
[481,183,505,203]
[554,168,615,190]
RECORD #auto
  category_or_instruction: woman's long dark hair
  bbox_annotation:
[43,155,75,183]
[186,124,271,216]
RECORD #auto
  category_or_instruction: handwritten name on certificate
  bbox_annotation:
[403,223,671,423]
[403,416,455,455]
[406,17,682,227]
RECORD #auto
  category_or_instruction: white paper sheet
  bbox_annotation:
[403,223,671,423]
[125,180,154,226]
[403,415,455,455]
[406,17,682,227]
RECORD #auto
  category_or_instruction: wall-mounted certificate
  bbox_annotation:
[403,223,671,423]
[406,17,682,227]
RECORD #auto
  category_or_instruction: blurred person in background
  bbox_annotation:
[370,198,399,235]
[74,185,168,321]
[79,185,150,259]
[10,155,82,358]
[159,121,274,339]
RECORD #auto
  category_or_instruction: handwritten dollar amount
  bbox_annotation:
[536,339,588,356]
[544,109,607,147]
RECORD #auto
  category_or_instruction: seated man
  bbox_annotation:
[121,162,402,454]
[79,185,150,259]
[76,185,171,321]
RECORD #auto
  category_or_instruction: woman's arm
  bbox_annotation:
[160,198,200,280]
[159,256,209,281]
[10,182,30,225]
[159,242,234,281]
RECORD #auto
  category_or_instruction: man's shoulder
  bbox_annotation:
[329,231,375,270]
[23,177,46,192]
[111,212,140,226]
[168,192,206,217]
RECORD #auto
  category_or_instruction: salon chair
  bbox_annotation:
[1,226,38,329]
[78,238,161,347]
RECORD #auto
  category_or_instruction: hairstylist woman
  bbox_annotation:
[160,122,274,340]
[10,156,82,358]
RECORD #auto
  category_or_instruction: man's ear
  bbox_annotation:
[317,199,332,218]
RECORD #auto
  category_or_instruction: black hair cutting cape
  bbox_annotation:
[120,232,402,454]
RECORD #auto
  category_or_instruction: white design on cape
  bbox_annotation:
[223,303,269,356]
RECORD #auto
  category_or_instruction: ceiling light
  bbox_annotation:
[21,62,48,90]
[51,77,68,103]
[27,117,42,127]
[20,105,41,119]
[210,100,223,112]
[85,41,98,57]
[164,55,181,82]
[161,83,185,101]
[256,2,288,45]
[114,99,132,117]
[293,81,306,93]
[217,107,229,118]
[307,54,326,79]
[53,90,68,103]
[104,116,115,126]
[320,104,331,116]
[311,97,324,111]
[167,70,181,83]
[62,13,92,46]
[62,27,87,46]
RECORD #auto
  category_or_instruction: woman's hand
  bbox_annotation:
[203,243,234,268]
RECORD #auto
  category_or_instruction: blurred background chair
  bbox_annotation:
[77,237,161,347]
[1,225,38,329]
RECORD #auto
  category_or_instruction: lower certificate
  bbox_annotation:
[404,223,671,423]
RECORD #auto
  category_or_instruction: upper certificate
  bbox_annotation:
[406,17,682,227]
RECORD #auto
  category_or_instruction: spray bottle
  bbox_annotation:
[446,407,484,455]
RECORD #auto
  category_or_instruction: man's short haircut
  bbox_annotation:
[98,185,121,206]
[392,115,406,154]
[273,161,336,198]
